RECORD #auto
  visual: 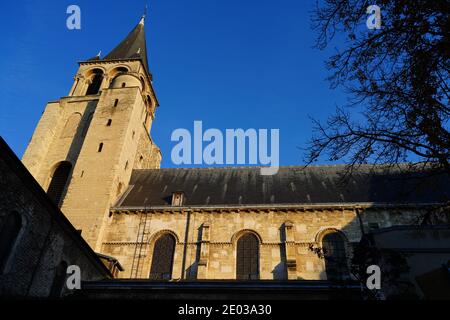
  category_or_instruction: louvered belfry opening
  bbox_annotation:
[47,162,72,207]
[149,234,176,280]
[236,233,260,280]
[322,232,349,281]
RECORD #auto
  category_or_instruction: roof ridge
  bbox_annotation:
[131,163,421,172]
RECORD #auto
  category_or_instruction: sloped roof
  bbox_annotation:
[116,166,450,208]
[103,17,150,73]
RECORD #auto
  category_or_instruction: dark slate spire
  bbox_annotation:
[104,16,150,73]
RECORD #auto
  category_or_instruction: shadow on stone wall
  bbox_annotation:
[57,101,97,207]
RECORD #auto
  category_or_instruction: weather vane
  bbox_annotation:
[140,4,148,25]
[144,4,148,19]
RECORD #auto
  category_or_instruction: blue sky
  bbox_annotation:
[0,0,349,168]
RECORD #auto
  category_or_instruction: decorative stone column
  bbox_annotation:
[70,74,86,96]
[80,77,92,96]
[197,222,210,279]
[101,75,111,90]
[283,221,297,279]
[69,76,80,96]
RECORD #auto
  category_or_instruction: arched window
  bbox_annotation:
[61,113,82,138]
[322,232,349,281]
[47,162,72,207]
[0,211,22,272]
[111,66,128,77]
[149,234,176,280]
[49,261,68,298]
[236,233,259,280]
[85,69,103,95]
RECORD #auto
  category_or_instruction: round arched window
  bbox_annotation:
[236,233,259,280]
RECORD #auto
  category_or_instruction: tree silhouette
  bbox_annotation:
[306,0,450,178]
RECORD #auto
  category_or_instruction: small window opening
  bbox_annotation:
[172,191,184,206]
[98,143,104,152]
[114,99,119,107]
[107,119,112,126]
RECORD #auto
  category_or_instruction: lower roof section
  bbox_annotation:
[116,165,450,208]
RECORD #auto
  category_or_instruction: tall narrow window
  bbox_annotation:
[236,233,259,280]
[106,119,112,126]
[114,99,119,107]
[47,162,72,207]
[322,232,349,281]
[149,234,176,280]
[0,211,22,272]
[171,192,184,206]
[85,69,104,95]
[98,143,104,152]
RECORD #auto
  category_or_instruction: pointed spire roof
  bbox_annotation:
[104,15,150,73]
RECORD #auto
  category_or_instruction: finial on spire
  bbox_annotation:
[140,4,148,25]
[96,50,102,57]
[103,10,150,72]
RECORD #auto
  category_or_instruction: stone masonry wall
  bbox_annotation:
[21,59,161,251]
[100,207,422,280]
[0,144,108,298]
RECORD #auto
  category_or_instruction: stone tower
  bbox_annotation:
[22,16,161,250]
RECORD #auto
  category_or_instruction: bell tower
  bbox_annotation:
[22,16,161,250]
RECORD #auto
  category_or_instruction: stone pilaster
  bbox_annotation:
[284,221,297,279]
[197,222,210,279]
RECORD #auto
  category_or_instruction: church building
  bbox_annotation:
[2,16,449,299]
